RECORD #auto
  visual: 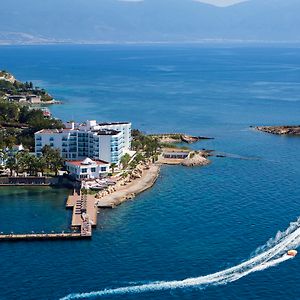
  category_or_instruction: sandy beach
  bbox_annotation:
[96,164,160,208]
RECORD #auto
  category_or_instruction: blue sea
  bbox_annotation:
[0,45,299,300]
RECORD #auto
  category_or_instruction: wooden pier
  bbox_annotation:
[0,232,90,241]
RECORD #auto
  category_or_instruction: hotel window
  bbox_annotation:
[49,137,54,141]
[91,167,96,172]
[101,167,107,172]
[81,168,87,173]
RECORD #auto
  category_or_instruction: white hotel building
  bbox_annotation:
[35,120,131,165]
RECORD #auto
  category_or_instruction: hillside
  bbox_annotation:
[0,0,299,44]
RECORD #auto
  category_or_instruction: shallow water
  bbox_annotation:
[0,45,299,299]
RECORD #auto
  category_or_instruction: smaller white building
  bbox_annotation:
[26,95,41,104]
[65,158,109,181]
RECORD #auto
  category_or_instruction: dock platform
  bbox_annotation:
[66,192,98,229]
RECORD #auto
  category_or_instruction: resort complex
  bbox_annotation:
[0,87,211,241]
[35,120,132,164]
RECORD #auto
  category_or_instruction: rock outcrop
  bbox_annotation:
[256,126,300,135]
[181,152,210,167]
[0,71,16,83]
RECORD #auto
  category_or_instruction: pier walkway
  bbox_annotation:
[0,232,89,241]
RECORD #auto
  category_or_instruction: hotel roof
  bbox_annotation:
[66,158,109,166]
[35,128,73,134]
[96,129,121,136]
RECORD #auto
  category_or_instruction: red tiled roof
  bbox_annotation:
[66,159,109,166]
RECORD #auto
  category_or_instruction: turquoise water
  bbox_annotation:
[0,45,300,299]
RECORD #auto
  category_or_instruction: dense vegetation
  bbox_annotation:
[0,70,53,101]
[0,100,64,150]
[131,129,189,157]
[1,145,64,176]
[131,129,160,158]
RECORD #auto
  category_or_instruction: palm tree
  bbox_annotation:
[51,155,64,176]
[5,156,17,176]
[110,163,117,174]
[18,152,32,175]
[0,150,8,169]
[35,156,47,176]
[42,145,64,176]
[120,153,131,169]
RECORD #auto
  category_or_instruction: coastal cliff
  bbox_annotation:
[256,126,300,135]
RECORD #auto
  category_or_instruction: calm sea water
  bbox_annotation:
[0,45,299,300]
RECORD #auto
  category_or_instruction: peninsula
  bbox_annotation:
[0,73,213,240]
[0,70,59,104]
[256,126,300,136]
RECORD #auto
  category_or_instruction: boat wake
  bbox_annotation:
[60,217,300,300]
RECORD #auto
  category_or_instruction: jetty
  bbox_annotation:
[0,232,87,241]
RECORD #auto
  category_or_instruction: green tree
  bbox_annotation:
[5,156,17,176]
[0,150,8,170]
[120,153,131,169]
[110,163,117,174]
[35,156,47,176]
[42,145,64,176]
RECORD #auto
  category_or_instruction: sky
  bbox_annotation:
[194,0,248,7]
[118,0,249,6]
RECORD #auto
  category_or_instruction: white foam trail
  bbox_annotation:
[61,219,300,300]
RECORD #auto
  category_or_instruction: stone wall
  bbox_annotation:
[0,176,59,186]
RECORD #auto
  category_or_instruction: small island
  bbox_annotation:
[256,126,300,135]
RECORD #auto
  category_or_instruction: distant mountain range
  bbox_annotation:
[0,0,299,44]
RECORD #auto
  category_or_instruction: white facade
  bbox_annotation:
[65,158,109,180]
[35,120,131,165]
[97,122,132,150]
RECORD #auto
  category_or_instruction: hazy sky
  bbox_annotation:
[118,0,249,5]
[193,0,248,7]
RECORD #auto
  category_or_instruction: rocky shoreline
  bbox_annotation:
[94,149,211,208]
[255,126,300,135]
[95,163,160,208]
[150,133,213,144]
